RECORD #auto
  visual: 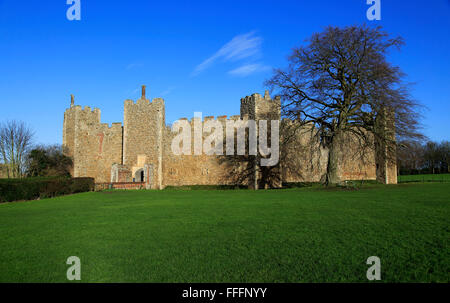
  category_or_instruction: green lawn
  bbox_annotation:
[0,183,448,282]
[398,173,450,183]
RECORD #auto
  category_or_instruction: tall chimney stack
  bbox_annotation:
[70,94,74,107]
[141,85,146,99]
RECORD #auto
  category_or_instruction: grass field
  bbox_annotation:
[398,173,450,183]
[0,183,448,282]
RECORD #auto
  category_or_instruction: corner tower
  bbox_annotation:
[63,95,123,182]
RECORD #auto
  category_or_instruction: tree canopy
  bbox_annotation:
[266,25,424,185]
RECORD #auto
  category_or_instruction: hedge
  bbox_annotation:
[0,177,95,202]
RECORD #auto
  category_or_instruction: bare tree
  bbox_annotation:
[0,120,34,178]
[422,140,450,174]
[266,25,424,185]
[439,141,450,173]
[218,112,302,189]
[398,140,450,175]
[423,141,440,174]
[397,140,425,174]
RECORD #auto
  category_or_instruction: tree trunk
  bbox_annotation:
[325,136,341,186]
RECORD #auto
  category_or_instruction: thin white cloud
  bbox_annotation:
[228,63,270,77]
[126,63,143,70]
[192,31,262,76]
[159,86,176,97]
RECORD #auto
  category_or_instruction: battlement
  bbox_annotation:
[99,122,123,130]
[124,86,165,109]
[172,114,252,127]
[240,91,281,120]
[65,103,101,114]
[240,90,276,104]
[124,97,165,107]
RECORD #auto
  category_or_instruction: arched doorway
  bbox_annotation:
[134,168,144,182]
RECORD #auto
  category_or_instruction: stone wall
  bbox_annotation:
[162,116,243,187]
[281,122,328,183]
[281,121,378,183]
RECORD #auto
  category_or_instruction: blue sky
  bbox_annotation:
[0,0,449,144]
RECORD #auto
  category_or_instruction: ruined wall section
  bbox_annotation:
[63,105,123,183]
[123,97,164,189]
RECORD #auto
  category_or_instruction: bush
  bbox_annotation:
[0,177,94,202]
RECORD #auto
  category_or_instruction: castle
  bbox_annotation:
[63,85,397,189]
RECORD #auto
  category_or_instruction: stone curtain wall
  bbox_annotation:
[162,92,282,187]
[162,116,244,187]
[281,121,378,183]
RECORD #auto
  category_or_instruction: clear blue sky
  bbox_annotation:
[0,0,449,145]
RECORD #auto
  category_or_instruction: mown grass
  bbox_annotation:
[398,173,450,183]
[0,183,448,282]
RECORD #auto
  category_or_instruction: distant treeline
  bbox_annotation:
[397,140,450,175]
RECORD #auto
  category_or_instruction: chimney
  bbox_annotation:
[70,94,74,107]
[141,85,146,99]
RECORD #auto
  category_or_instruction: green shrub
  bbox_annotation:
[0,177,94,202]
[70,178,95,193]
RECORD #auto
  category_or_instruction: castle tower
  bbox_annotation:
[375,107,398,184]
[240,91,281,189]
[63,95,123,183]
[123,85,165,189]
